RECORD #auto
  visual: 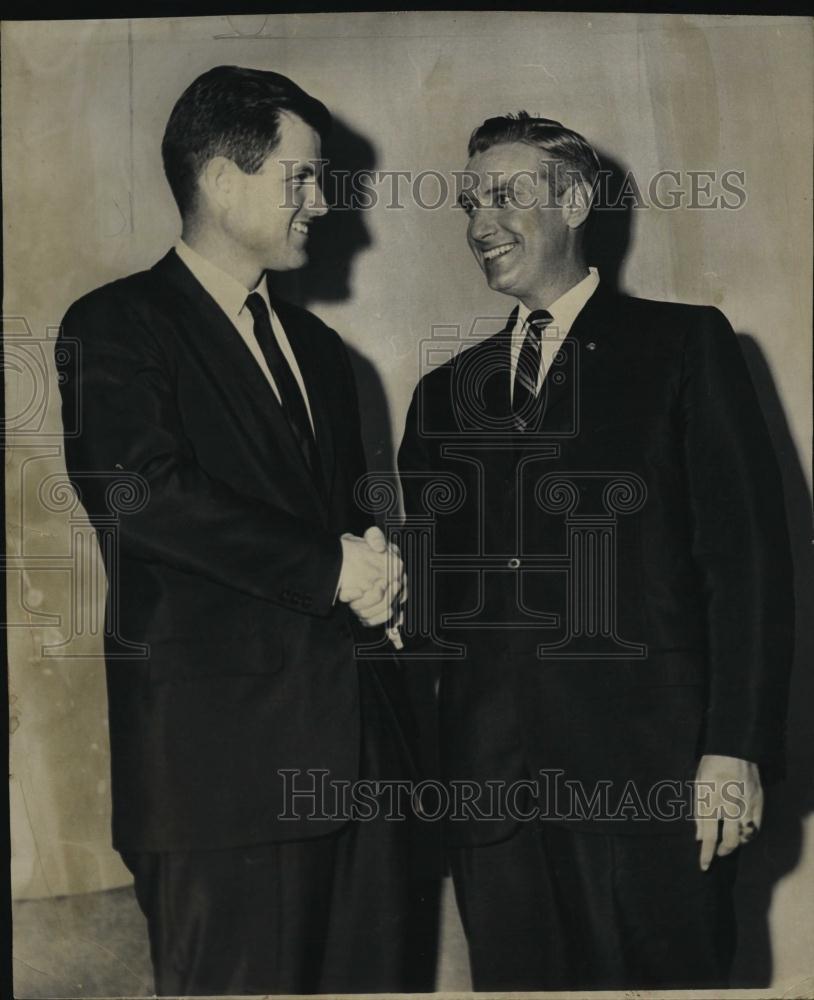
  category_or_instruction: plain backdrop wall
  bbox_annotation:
[4,11,812,993]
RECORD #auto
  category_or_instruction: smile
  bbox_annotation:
[291,221,309,235]
[482,243,516,261]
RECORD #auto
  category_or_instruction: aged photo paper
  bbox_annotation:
[4,11,813,999]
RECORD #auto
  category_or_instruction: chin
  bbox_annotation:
[488,275,517,297]
[290,248,309,269]
[267,253,307,273]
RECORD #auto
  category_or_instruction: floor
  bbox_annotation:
[11,865,777,996]
[12,886,154,997]
[12,877,472,997]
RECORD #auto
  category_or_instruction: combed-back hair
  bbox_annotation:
[468,111,600,197]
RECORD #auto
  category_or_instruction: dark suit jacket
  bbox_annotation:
[58,249,411,852]
[398,285,794,843]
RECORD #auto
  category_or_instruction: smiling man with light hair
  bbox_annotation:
[398,111,793,990]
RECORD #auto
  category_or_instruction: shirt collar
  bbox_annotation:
[175,239,271,323]
[515,266,600,338]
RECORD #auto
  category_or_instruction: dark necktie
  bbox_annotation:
[244,292,322,487]
[512,308,553,431]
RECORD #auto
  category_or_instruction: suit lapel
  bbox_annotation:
[152,251,327,518]
[534,283,617,433]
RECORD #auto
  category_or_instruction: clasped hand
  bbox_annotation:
[337,526,407,627]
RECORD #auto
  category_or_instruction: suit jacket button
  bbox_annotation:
[508,557,521,569]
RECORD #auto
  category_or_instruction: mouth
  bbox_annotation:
[481,242,517,263]
[291,220,310,236]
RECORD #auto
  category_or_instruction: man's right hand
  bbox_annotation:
[338,526,405,627]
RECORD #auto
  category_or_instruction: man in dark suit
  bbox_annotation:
[397,113,793,990]
[57,65,420,995]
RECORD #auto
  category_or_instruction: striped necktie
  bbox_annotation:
[512,308,553,431]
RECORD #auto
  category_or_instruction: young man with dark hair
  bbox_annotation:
[58,65,418,995]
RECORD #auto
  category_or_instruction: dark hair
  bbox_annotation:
[162,65,331,218]
[468,111,600,197]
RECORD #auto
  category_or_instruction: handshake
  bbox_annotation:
[337,525,407,628]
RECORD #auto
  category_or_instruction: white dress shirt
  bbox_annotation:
[509,266,600,404]
[175,239,315,432]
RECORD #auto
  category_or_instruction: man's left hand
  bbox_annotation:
[694,754,763,872]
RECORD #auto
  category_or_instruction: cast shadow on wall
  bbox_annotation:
[266,115,394,477]
[730,335,814,987]
[585,149,635,295]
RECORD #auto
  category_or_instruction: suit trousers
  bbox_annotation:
[449,820,738,991]
[121,663,435,995]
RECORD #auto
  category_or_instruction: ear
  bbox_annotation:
[199,156,240,212]
[561,176,593,231]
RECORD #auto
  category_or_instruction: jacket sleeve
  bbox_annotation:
[337,332,373,539]
[57,288,342,617]
[396,378,450,653]
[397,384,431,520]
[679,306,794,777]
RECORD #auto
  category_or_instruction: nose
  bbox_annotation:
[304,176,329,217]
[468,207,495,243]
